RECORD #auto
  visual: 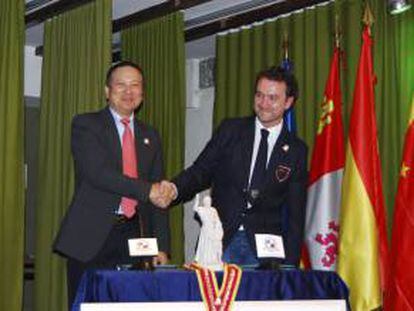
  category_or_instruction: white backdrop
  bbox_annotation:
[183,58,215,262]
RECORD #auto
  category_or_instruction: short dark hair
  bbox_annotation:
[255,66,299,101]
[105,61,144,87]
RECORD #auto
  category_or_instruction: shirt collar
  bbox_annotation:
[255,117,283,136]
[109,106,134,124]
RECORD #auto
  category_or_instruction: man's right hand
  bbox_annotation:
[149,181,177,208]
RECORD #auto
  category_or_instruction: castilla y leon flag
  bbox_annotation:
[337,25,389,311]
[384,96,414,311]
[304,46,344,271]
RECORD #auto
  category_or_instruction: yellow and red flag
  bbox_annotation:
[384,96,414,311]
[304,46,344,270]
[337,25,389,311]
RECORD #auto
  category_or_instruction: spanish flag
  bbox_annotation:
[384,96,414,311]
[337,25,389,311]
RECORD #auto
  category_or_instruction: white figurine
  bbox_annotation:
[194,195,224,270]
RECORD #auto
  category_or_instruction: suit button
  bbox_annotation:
[241,212,246,217]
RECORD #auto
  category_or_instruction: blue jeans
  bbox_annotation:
[222,230,259,266]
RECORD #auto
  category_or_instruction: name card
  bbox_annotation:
[255,234,285,258]
[128,238,158,257]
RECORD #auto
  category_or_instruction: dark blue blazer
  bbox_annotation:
[53,107,170,262]
[173,116,307,266]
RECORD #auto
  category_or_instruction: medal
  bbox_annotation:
[189,263,242,311]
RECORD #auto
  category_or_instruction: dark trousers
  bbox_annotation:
[222,230,259,266]
[67,219,140,310]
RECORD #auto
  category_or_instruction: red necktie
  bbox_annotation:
[120,118,138,218]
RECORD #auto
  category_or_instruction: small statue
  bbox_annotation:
[194,195,224,270]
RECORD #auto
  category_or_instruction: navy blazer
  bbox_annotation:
[53,107,170,262]
[173,116,307,265]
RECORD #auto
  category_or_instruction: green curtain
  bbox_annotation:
[121,12,186,264]
[0,1,25,310]
[215,0,414,231]
[34,1,111,310]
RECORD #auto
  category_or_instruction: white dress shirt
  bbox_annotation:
[239,118,283,230]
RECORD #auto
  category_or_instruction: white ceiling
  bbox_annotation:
[25,0,283,59]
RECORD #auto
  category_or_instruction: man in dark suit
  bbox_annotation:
[53,61,172,307]
[170,66,308,266]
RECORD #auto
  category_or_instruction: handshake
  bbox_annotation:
[149,180,177,208]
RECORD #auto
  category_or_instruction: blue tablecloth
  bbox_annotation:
[72,268,349,311]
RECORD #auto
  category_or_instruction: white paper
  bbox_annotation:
[128,238,158,257]
[255,234,285,258]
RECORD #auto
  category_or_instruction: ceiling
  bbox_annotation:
[24,0,309,59]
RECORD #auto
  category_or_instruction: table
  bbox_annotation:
[72,269,349,311]
[81,300,347,311]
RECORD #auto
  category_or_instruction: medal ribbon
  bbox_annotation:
[189,263,242,311]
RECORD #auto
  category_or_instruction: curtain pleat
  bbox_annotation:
[0,0,25,310]
[215,0,414,229]
[121,12,186,264]
[34,1,111,310]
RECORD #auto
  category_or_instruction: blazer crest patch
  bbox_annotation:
[275,165,291,182]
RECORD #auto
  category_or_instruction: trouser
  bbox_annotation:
[222,230,259,266]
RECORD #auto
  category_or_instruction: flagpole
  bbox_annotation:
[303,18,344,271]
[283,30,289,61]
[335,14,341,49]
[384,96,414,311]
[363,2,375,30]
[337,3,389,310]
[280,31,295,132]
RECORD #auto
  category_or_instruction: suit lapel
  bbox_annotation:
[240,118,256,189]
[102,107,122,171]
[133,118,149,177]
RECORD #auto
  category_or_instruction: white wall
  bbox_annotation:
[24,46,42,98]
[183,59,215,262]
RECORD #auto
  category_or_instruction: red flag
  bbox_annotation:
[337,26,389,311]
[304,47,345,270]
[384,97,414,311]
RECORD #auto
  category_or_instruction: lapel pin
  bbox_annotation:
[282,144,289,152]
[144,138,150,145]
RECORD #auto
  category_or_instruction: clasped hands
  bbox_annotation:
[149,180,177,208]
